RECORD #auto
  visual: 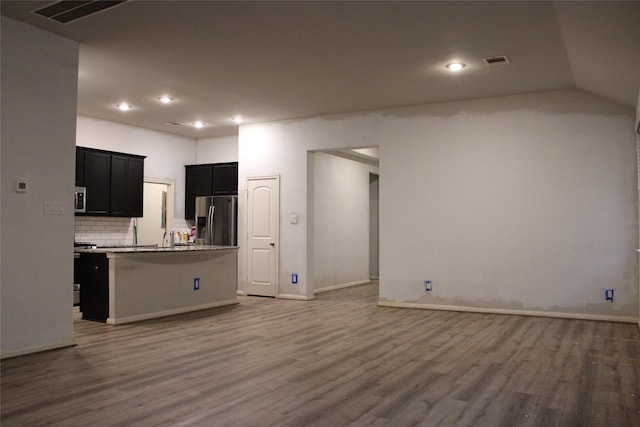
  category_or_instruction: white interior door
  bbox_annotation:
[246,176,279,297]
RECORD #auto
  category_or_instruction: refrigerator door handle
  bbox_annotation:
[208,205,215,245]
[230,197,236,246]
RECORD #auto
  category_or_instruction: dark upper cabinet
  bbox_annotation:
[184,162,238,219]
[110,154,144,217]
[213,163,238,195]
[185,165,214,220]
[76,147,145,217]
[83,150,111,215]
[75,149,85,186]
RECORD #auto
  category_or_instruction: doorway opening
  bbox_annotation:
[308,147,379,298]
[369,173,379,281]
[136,179,174,246]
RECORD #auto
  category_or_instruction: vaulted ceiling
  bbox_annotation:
[2,1,639,138]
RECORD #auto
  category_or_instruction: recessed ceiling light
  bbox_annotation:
[116,103,132,111]
[193,121,205,129]
[446,62,466,72]
[232,115,244,124]
[158,96,173,104]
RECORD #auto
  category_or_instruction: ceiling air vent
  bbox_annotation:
[483,55,510,66]
[33,1,128,24]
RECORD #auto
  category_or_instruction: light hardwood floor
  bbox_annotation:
[2,283,639,426]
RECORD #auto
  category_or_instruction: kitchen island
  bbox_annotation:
[75,245,238,325]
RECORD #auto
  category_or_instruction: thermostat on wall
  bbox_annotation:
[15,180,27,193]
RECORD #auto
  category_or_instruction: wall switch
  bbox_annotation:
[290,214,299,224]
[292,273,298,284]
[424,280,432,291]
[44,201,64,215]
[194,278,200,291]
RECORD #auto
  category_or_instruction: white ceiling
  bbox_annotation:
[2,1,639,139]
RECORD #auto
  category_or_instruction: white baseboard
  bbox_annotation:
[107,299,239,325]
[314,280,371,294]
[277,293,315,301]
[377,300,638,324]
[1,338,76,359]
[236,290,246,296]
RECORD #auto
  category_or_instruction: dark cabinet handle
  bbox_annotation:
[269,243,275,247]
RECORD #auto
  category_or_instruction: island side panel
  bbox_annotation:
[107,249,238,324]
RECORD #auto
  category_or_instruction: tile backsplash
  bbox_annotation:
[75,217,190,246]
[74,217,135,246]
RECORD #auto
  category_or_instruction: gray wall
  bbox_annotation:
[1,17,79,357]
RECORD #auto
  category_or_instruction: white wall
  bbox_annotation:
[311,152,378,291]
[196,135,238,163]
[238,89,638,320]
[1,18,79,357]
[76,116,196,222]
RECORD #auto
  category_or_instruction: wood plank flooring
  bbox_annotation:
[2,283,639,426]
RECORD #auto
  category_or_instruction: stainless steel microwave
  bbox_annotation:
[74,186,86,213]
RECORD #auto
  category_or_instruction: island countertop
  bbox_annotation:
[75,244,238,254]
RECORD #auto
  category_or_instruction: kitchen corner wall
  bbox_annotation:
[239,89,638,321]
[1,17,79,358]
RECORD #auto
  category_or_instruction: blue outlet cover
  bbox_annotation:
[292,274,298,284]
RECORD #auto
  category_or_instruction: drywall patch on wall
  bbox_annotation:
[378,92,637,317]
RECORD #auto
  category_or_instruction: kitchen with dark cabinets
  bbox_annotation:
[185,162,238,220]
[76,147,146,217]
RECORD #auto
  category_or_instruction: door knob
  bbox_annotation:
[269,242,275,247]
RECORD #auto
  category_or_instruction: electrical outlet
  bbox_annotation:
[194,278,200,291]
[424,280,432,291]
[605,288,614,302]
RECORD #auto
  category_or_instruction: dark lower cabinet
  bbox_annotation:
[78,253,109,322]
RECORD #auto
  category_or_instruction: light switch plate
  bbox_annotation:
[44,201,65,215]
[290,214,299,224]
[15,180,27,193]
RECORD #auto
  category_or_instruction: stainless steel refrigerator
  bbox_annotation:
[195,196,238,246]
